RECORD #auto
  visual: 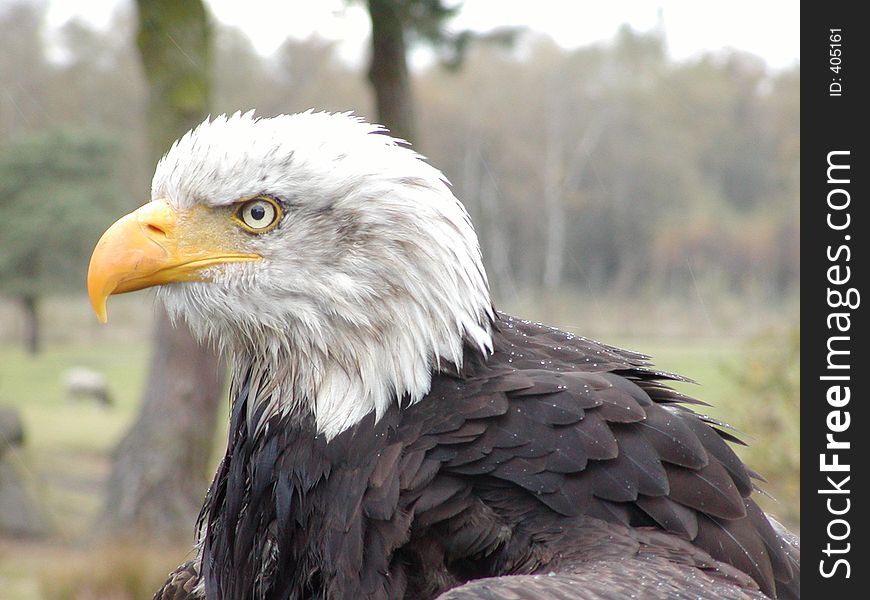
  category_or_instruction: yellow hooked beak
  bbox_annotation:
[87,200,261,323]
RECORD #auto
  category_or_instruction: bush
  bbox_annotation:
[728,327,800,529]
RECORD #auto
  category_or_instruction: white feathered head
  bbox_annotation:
[88,111,493,436]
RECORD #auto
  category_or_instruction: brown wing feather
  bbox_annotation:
[400,313,798,599]
[153,560,201,600]
[434,518,769,600]
[435,569,768,600]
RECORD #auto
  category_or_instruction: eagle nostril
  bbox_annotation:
[145,223,168,237]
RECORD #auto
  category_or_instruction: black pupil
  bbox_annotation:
[250,204,266,221]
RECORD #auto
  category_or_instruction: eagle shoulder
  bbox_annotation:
[394,313,798,599]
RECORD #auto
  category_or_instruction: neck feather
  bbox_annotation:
[227,299,493,439]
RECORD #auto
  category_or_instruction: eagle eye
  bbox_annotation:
[235,197,281,233]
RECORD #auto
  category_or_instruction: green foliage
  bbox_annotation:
[0,129,123,297]
[729,327,800,528]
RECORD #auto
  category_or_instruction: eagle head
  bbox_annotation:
[88,111,493,436]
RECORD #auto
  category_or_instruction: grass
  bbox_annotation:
[0,335,232,600]
[0,326,799,599]
[0,343,148,534]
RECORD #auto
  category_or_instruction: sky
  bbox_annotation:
[41,0,800,70]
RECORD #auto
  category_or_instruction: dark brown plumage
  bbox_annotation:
[155,313,799,600]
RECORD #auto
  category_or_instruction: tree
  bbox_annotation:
[365,0,515,140]
[100,0,223,538]
[0,1,49,141]
[0,129,120,353]
[366,0,420,141]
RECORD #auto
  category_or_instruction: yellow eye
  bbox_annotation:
[236,197,281,232]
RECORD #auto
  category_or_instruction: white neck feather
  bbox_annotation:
[229,293,492,439]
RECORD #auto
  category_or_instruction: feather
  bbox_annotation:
[636,407,708,469]
[538,473,592,516]
[610,426,669,496]
[594,386,648,423]
[696,511,776,598]
[636,494,699,539]
[681,413,753,496]
[571,412,618,460]
[666,460,747,520]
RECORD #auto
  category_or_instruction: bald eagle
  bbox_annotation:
[88,111,799,600]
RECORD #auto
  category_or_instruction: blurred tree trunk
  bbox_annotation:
[101,0,223,538]
[461,139,516,303]
[19,294,39,355]
[542,104,611,292]
[367,0,416,142]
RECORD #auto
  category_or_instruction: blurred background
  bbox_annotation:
[0,1,798,598]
